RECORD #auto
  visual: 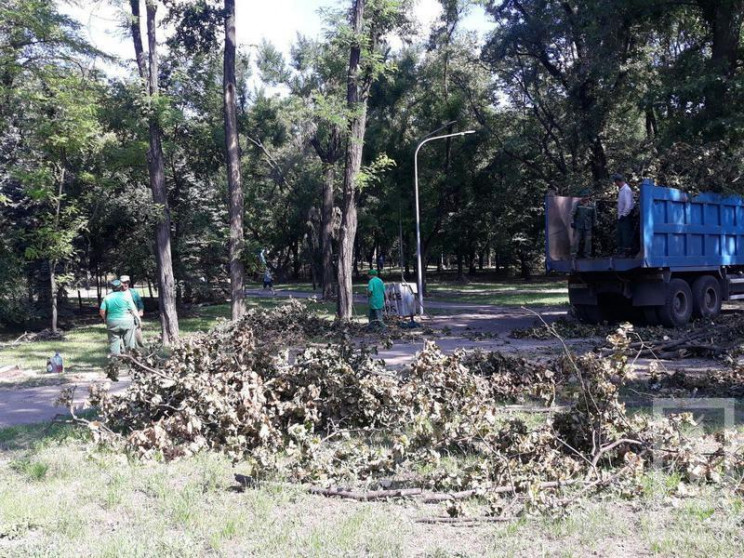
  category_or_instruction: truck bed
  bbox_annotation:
[546,181,744,272]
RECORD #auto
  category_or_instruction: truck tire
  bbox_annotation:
[657,279,693,327]
[573,304,604,324]
[691,275,721,319]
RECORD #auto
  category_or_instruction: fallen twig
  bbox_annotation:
[307,486,423,501]
[116,353,174,381]
[415,516,515,524]
[589,438,644,474]
[499,405,569,414]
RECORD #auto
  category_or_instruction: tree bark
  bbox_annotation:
[310,127,342,300]
[130,0,179,345]
[224,0,245,320]
[50,260,57,333]
[336,0,367,320]
[321,163,336,299]
[49,166,65,333]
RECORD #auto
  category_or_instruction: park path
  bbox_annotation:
[0,292,567,428]
[0,378,130,428]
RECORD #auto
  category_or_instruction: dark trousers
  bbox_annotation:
[368,308,386,330]
[616,215,633,253]
[571,228,592,258]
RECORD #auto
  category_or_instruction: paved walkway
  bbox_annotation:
[0,378,130,428]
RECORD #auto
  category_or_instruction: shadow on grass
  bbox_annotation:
[0,418,91,452]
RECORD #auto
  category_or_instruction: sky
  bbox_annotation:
[57,0,494,80]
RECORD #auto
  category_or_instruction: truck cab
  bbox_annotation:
[546,180,744,326]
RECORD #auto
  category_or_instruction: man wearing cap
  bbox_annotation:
[120,275,145,346]
[569,188,596,258]
[613,173,635,255]
[367,269,386,331]
[99,279,139,355]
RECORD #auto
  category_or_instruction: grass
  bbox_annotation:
[249,276,570,307]
[0,323,108,375]
[425,278,569,306]
[0,423,742,556]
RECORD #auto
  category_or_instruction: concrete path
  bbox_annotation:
[0,292,568,427]
[0,378,130,428]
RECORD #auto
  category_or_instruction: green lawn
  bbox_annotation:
[0,323,108,376]
[0,422,742,556]
[246,276,570,307]
[0,297,370,377]
[426,278,569,306]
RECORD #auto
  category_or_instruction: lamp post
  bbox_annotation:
[414,127,475,317]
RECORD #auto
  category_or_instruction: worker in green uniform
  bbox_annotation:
[99,279,139,355]
[120,275,145,346]
[367,269,386,331]
[570,188,596,258]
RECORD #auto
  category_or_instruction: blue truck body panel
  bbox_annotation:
[546,180,744,273]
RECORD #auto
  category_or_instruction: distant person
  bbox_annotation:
[99,279,139,356]
[263,268,274,293]
[367,269,386,331]
[570,188,596,258]
[613,173,635,256]
[120,275,144,346]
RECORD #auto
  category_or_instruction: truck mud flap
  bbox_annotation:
[630,281,666,306]
[568,282,597,305]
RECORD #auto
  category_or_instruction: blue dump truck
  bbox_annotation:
[546,179,744,326]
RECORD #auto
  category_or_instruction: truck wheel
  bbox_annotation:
[658,279,693,327]
[574,304,604,324]
[691,275,721,318]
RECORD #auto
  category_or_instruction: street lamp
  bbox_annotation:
[413,127,476,317]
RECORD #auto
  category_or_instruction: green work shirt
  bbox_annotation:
[572,201,596,231]
[100,291,137,321]
[128,288,144,311]
[368,277,385,310]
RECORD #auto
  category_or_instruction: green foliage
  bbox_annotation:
[5,0,744,326]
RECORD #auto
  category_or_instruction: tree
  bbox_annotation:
[223,0,245,319]
[482,0,653,184]
[128,0,179,344]
[1,0,104,329]
[17,75,102,332]
[258,36,347,299]
[336,0,409,320]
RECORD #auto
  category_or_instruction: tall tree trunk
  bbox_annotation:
[337,0,367,320]
[49,165,66,333]
[130,0,179,345]
[50,260,57,333]
[224,0,245,320]
[321,163,335,299]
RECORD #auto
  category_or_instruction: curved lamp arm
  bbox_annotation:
[413,129,476,316]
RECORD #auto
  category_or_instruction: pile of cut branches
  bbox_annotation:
[510,318,612,340]
[514,313,744,359]
[600,314,744,359]
[61,303,744,516]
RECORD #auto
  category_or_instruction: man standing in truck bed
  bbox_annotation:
[570,188,596,259]
[614,173,635,256]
